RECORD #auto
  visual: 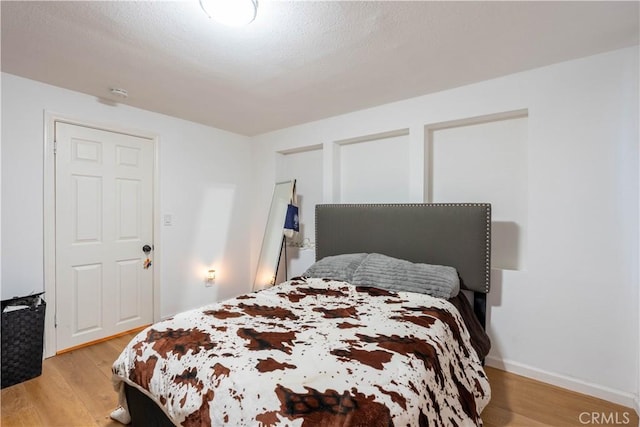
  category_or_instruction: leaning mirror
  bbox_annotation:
[253,180,294,290]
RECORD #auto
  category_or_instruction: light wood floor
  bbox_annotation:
[1,333,637,426]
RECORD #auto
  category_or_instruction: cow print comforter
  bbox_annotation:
[112,277,491,426]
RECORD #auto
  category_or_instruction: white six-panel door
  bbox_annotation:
[55,122,154,352]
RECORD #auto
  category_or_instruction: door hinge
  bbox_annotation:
[53,141,57,155]
[54,313,57,328]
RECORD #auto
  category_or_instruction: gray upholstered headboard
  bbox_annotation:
[315,203,491,294]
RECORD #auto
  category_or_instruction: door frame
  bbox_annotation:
[43,112,161,358]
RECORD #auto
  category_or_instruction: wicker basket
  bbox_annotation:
[1,293,46,389]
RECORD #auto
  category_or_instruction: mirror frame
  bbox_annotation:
[253,180,294,290]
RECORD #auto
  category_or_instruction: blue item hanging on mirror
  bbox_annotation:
[284,204,299,233]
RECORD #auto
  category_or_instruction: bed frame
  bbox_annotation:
[315,203,491,328]
[123,202,491,426]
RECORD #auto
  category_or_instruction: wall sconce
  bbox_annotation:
[206,269,216,285]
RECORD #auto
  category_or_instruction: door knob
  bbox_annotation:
[142,244,152,254]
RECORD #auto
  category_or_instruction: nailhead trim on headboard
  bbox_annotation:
[315,203,492,293]
[484,204,491,292]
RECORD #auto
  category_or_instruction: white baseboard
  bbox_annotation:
[485,356,638,411]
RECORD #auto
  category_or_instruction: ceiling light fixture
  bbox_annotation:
[199,0,258,27]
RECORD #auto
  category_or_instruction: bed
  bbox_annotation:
[111,203,492,426]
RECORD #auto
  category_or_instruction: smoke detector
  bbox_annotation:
[110,88,128,98]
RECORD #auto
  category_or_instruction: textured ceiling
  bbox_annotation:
[2,1,638,136]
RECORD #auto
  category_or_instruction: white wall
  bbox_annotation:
[431,116,528,271]
[0,73,3,309]
[1,73,253,318]
[339,133,411,203]
[275,147,323,278]
[250,47,639,407]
